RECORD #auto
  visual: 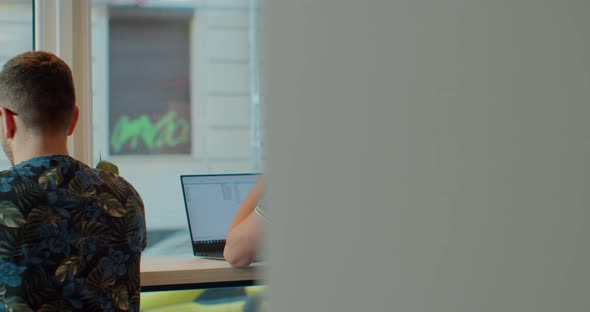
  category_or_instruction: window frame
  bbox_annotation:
[34,0,93,165]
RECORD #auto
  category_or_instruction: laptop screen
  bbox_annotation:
[181,174,260,245]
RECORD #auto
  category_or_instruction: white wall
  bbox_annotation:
[91,5,257,230]
[265,0,589,311]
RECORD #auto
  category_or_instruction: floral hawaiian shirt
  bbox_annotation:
[0,155,146,312]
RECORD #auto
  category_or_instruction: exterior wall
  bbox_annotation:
[91,4,258,230]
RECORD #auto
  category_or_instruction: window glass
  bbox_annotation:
[91,0,261,256]
[0,0,33,166]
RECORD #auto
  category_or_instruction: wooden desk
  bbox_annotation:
[141,257,262,291]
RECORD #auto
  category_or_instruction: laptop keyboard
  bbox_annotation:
[195,240,226,252]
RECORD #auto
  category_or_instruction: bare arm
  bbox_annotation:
[228,177,264,230]
[224,177,265,267]
[224,210,264,267]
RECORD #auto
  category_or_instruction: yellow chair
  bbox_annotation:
[141,286,267,312]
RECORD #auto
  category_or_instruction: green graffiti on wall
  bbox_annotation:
[110,111,190,153]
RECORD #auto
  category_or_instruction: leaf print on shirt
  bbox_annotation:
[96,193,125,217]
[99,295,114,311]
[113,285,129,310]
[86,266,116,293]
[98,172,129,201]
[78,221,110,237]
[21,244,56,267]
[38,167,63,190]
[125,196,143,217]
[13,180,43,210]
[124,203,139,235]
[26,206,60,228]
[21,156,50,169]
[75,169,104,187]
[0,259,26,287]
[100,248,129,277]
[61,271,91,310]
[47,189,79,218]
[84,203,104,222]
[0,201,25,228]
[125,197,146,250]
[0,177,15,192]
[11,166,36,177]
[67,176,96,199]
[0,230,18,258]
[78,238,100,260]
[126,258,139,291]
[55,256,86,283]
[0,155,145,311]
[39,221,78,256]
[126,232,145,254]
[0,296,33,312]
[20,266,55,308]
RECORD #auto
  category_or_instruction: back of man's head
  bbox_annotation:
[0,51,75,134]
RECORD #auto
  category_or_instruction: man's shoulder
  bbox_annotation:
[0,168,14,178]
[92,169,143,201]
[87,167,133,187]
[0,169,18,193]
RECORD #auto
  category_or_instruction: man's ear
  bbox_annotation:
[0,107,17,139]
[67,105,79,136]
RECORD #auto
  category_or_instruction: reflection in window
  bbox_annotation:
[91,0,261,256]
[109,8,192,156]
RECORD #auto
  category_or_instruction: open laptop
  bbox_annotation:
[181,173,260,259]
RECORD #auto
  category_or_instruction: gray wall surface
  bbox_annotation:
[264,0,589,311]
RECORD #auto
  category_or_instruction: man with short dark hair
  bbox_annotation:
[0,51,146,311]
